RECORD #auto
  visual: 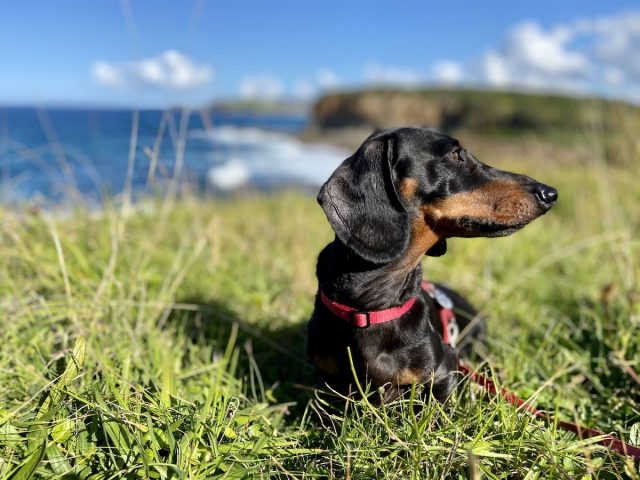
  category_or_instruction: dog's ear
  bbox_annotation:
[317,133,410,263]
[426,238,447,257]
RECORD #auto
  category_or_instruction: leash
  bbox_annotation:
[319,282,640,460]
[433,292,640,460]
[457,362,640,459]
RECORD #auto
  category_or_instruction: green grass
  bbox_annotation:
[1,152,639,478]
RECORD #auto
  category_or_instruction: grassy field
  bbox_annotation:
[1,142,639,478]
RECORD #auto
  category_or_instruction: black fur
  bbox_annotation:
[317,133,409,264]
[308,127,557,403]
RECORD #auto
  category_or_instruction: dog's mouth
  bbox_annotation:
[453,195,555,237]
[424,181,557,239]
[452,216,532,237]
[427,215,533,238]
[426,198,551,238]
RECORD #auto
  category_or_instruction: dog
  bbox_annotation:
[307,127,557,403]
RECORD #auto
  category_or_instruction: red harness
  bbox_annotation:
[319,282,640,460]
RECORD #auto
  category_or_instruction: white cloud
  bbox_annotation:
[479,52,509,87]
[476,21,590,90]
[427,12,640,99]
[91,62,124,87]
[239,74,284,100]
[91,50,214,91]
[508,23,587,76]
[572,13,640,85]
[239,68,342,101]
[290,69,341,100]
[603,68,624,86]
[364,62,425,86]
[293,80,315,100]
[432,61,464,85]
[316,69,339,89]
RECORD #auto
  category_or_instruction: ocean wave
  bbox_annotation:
[1,109,346,203]
[191,126,346,190]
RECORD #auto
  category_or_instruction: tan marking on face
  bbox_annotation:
[390,217,440,274]
[389,177,440,273]
[423,181,538,233]
[312,354,339,376]
[396,368,424,385]
[398,177,418,202]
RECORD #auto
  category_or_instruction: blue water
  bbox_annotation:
[0,107,346,205]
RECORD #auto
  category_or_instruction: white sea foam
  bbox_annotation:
[191,127,346,190]
[206,159,251,190]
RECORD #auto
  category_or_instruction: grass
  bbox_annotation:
[0,144,639,478]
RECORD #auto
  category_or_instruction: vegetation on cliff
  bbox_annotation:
[312,88,640,137]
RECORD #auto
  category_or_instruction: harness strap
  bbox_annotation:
[421,281,458,346]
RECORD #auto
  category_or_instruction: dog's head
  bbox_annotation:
[318,127,558,264]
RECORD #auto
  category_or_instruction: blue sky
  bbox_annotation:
[1,0,639,107]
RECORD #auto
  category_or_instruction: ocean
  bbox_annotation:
[0,107,346,206]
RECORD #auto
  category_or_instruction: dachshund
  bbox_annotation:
[307,127,558,403]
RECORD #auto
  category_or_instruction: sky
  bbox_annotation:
[1,0,639,108]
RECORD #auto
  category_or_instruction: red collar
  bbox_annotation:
[319,290,417,328]
[319,281,454,338]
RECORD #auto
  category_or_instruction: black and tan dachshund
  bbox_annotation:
[307,127,557,403]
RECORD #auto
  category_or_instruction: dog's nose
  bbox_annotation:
[533,183,558,209]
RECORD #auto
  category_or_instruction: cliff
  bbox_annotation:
[311,88,640,135]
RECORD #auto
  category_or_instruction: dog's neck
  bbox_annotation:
[316,239,424,311]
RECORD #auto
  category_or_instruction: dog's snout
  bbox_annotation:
[532,183,558,209]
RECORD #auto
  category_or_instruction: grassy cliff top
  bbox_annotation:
[312,88,640,137]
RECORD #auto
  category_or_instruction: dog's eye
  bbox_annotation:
[449,147,464,162]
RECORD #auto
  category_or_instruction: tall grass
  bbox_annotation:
[0,136,639,478]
